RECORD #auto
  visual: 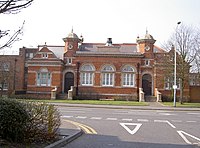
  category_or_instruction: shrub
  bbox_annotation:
[0,98,29,142]
[0,98,61,144]
[24,101,61,143]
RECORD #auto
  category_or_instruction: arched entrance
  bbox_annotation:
[64,72,74,93]
[142,74,152,96]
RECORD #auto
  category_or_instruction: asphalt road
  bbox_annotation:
[58,106,200,148]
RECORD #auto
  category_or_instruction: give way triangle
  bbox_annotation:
[120,123,142,135]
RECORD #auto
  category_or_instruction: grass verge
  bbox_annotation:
[17,99,148,106]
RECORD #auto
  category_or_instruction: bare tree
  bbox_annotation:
[162,24,200,103]
[0,0,33,50]
[0,0,33,14]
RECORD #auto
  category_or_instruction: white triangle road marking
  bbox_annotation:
[177,130,200,145]
[120,123,142,135]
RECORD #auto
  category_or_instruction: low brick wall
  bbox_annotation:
[190,86,200,103]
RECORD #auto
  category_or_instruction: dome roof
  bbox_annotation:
[63,28,79,42]
[67,32,79,39]
[136,30,156,44]
[144,33,155,40]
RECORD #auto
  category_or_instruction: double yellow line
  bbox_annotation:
[63,119,97,134]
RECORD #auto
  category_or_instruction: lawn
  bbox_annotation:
[162,102,200,108]
[18,99,148,106]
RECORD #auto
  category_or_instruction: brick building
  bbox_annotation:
[0,30,191,101]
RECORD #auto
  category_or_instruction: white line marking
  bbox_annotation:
[171,120,182,122]
[90,117,102,120]
[159,113,175,116]
[187,113,200,115]
[76,116,87,119]
[106,118,117,120]
[154,120,176,128]
[166,121,176,128]
[177,131,200,145]
[122,119,133,121]
[137,119,149,122]
[62,115,73,118]
[120,123,142,135]
[186,121,197,123]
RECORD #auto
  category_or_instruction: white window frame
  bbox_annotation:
[29,53,34,58]
[80,64,94,86]
[164,77,180,90]
[122,65,135,87]
[67,58,73,65]
[164,77,171,90]
[102,65,115,87]
[0,82,8,90]
[42,53,48,58]
[145,60,150,66]
[37,68,51,86]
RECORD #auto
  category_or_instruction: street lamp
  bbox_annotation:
[173,21,181,107]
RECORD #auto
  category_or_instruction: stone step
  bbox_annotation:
[57,93,68,100]
[145,96,157,102]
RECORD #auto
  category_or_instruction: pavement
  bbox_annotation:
[45,102,200,148]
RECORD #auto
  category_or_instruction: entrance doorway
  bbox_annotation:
[64,72,74,93]
[142,74,152,96]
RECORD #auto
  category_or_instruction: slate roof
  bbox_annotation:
[38,45,64,59]
[78,43,165,56]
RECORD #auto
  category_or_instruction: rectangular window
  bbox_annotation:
[164,77,171,89]
[29,53,33,58]
[102,73,114,86]
[123,73,134,87]
[0,82,8,90]
[37,72,51,86]
[164,77,180,90]
[81,73,93,86]
[67,58,72,65]
[1,63,10,71]
[145,60,150,66]
[42,53,48,58]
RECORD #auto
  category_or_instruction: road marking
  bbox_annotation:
[187,113,200,115]
[106,118,117,120]
[171,120,182,122]
[76,116,87,119]
[63,119,97,134]
[90,117,102,120]
[177,131,200,145]
[122,119,133,121]
[62,115,73,118]
[159,113,175,116]
[186,121,197,123]
[120,123,142,135]
[154,120,176,128]
[137,119,149,122]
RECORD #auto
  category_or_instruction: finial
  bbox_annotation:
[44,42,47,47]
[71,26,73,33]
[146,27,148,34]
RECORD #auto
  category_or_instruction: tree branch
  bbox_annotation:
[0,0,33,14]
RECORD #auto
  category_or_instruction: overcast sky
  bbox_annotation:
[1,0,200,54]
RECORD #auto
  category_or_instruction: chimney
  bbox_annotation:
[106,38,112,46]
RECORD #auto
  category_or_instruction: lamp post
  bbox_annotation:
[173,21,181,107]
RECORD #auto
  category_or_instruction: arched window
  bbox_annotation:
[122,65,135,87]
[102,65,115,86]
[80,64,95,86]
[37,68,51,86]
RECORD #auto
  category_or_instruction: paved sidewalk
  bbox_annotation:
[51,102,200,111]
